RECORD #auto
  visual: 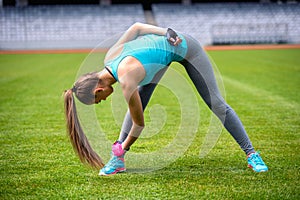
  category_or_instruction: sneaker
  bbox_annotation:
[247,151,268,172]
[99,141,126,176]
[99,154,126,176]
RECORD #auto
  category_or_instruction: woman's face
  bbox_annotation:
[94,85,114,104]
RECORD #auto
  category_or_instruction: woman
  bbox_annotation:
[64,22,268,176]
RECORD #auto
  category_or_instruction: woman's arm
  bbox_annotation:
[119,71,145,149]
[113,22,167,46]
[105,23,181,63]
[118,57,146,141]
[105,23,166,63]
[121,88,144,150]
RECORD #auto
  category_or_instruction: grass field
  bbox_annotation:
[0,48,299,199]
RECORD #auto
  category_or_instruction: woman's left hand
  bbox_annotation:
[171,36,182,46]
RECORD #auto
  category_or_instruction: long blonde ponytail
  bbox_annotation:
[64,89,104,169]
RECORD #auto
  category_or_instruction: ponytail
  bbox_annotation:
[64,89,104,169]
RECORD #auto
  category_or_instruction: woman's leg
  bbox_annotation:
[180,33,255,155]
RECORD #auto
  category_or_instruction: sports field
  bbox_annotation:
[0,48,299,199]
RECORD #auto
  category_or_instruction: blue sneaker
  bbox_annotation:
[99,154,126,176]
[247,151,268,172]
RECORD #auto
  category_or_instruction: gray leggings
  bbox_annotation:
[118,33,254,155]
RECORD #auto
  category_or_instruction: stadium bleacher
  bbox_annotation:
[0,4,145,49]
[0,3,299,49]
[152,3,300,45]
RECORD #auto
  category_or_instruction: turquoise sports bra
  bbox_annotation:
[105,33,187,86]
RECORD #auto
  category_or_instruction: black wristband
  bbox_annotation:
[166,28,178,46]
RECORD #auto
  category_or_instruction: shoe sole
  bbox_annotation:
[99,168,126,176]
[248,164,268,172]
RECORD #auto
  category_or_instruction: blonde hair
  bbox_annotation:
[63,72,104,169]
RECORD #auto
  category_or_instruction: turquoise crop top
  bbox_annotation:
[105,33,187,86]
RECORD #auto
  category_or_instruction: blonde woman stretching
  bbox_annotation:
[64,22,268,176]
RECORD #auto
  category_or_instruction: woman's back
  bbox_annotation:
[105,34,187,85]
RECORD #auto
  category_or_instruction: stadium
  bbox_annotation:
[0,0,299,199]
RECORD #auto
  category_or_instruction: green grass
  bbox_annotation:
[0,49,299,199]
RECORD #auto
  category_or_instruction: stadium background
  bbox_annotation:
[1,0,299,50]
